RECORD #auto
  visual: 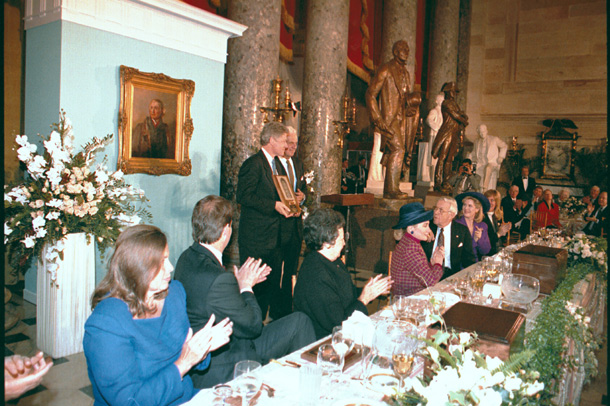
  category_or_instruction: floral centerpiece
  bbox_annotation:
[301,170,315,219]
[393,329,544,406]
[564,232,607,273]
[558,196,587,217]
[4,111,150,282]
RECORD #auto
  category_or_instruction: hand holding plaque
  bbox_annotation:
[273,175,301,216]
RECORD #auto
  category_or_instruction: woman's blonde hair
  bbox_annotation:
[484,189,503,221]
[460,196,484,223]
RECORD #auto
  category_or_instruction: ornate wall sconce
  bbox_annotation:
[260,76,300,123]
[333,95,356,148]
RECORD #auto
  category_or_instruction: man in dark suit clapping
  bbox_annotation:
[422,196,476,279]
[236,122,296,319]
[174,196,315,388]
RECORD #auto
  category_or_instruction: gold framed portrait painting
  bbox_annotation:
[118,65,194,175]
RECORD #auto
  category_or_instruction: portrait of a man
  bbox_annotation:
[132,98,176,159]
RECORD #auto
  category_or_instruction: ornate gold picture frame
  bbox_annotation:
[272,175,301,215]
[541,132,578,180]
[118,65,194,175]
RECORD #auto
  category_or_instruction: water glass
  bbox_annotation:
[391,295,410,321]
[212,384,233,406]
[331,326,354,359]
[470,269,487,303]
[233,360,261,406]
[317,344,344,376]
[299,365,322,405]
[454,278,471,300]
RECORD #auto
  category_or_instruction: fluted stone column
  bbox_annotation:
[427,0,460,109]
[456,0,472,110]
[379,0,418,84]
[299,0,350,205]
[221,0,281,264]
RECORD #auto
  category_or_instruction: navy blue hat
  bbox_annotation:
[456,192,490,214]
[392,202,434,229]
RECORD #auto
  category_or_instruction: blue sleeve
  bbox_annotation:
[194,353,211,371]
[83,303,187,406]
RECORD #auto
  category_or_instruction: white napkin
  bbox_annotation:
[341,310,374,347]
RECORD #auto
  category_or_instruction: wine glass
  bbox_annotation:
[454,277,471,301]
[212,384,233,406]
[233,360,261,406]
[331,326,354,360]
[469,269,487,303]
[317,344,344,377]
[391,295,410,322]
[390,322,418,389]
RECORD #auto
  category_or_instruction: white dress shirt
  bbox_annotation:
[432,223,452,269]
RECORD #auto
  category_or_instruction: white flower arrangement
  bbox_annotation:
[558,196,587,217]
[565,232,607,272]
[4,111,151,283]
[301,170,316,219]
[395,329,544,405]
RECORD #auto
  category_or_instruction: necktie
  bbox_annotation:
[438,229,444,249]
[287,159,295,191]
[272,159,278,175]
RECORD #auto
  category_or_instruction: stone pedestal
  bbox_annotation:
[37,233,95,358]
[365,180,414,197]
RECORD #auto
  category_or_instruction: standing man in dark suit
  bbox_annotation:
[275,126,305,318]
[348,156,369,193]
[174,195,315,388]
[422,196,476,279]
[512,165,536,198]
[236,122,295,319]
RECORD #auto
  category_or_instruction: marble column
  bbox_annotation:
[427,0,460,110]
[299,0,350,205]
[456,0,472,110]
[221,0,281,264]
[379,0,418,83]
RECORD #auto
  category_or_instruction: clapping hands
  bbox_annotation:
[5,352,53,400]
[234,257,272,291]
[359,274,393,306]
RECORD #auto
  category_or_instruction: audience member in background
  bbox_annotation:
[536,189,561,229]
[483,190,511,255]
[83,225,233,406]
[530,186,544,210]
[583,191,607,236]
[5,352,53,401]
[447,158,481,196]
[556,189,570,205]
[422,197,476,279]
[174,196,315,388]
[502,189,531,240]
[348,156,369,193]
[582,185,601,206]
[390,203,445,296]
[512,165,536,198]
[294,209,392,339]
[455,192,491,261]
[341,159,355,194]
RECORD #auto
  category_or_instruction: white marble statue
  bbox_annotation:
[417,93,444,185]
[468,124,508,191]
[367,130,385,183]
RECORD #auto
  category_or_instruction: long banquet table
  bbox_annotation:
[185,252,606,406]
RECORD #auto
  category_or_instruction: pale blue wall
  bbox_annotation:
[24,21,226,297]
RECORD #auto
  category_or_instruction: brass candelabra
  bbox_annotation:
[333,95,356,148]
[260,76,294,123]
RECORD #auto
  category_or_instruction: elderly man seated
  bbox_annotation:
[174,195,315,388]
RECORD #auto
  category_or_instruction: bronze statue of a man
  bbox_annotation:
[366,40,421,199]
[431,81,468,192]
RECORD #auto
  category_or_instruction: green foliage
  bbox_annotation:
[574,144,607,190]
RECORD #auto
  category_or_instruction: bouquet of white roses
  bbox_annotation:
[394,330,544,406]
[558,196,587,217]
[301,170,316,219]
[4,111,151,281]
[565,232,607,272]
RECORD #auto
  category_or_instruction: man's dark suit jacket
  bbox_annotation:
[584,205,608,236]
[482,213,500,256]
[277,156,305,243]
[236,150,287,257]
[422,221,476,278]
[501,196,530,226]
[512,176,537,197]
[348,164,368,193]
[174,243,263,388]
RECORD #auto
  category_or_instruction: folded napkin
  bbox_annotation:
[341,310,375,347]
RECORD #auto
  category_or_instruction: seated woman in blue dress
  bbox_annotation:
[455,192,492,262]
[83,225,233,406]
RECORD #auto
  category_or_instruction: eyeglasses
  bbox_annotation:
[433,207,451,215]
